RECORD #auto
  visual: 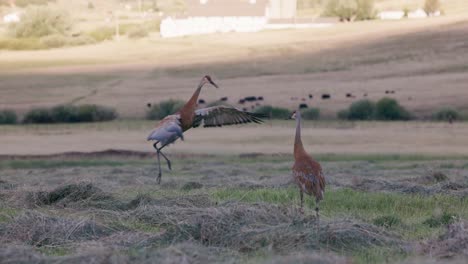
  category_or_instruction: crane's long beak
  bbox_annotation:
[209,79,219,88]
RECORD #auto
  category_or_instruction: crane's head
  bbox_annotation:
[290,110,301,120]
[200,75,219,88]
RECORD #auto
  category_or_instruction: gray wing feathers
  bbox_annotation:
[194,106,264,128]
[147,116,184,144]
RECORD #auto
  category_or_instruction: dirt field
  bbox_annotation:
[1,16,468,118]
[0,120,468,156]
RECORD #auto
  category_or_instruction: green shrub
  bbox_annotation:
[432,108,460,122]
[375,98,411,121]
[50,105,78,122]
[23,107,54,124]
[254,105,290,119]
[373,215,402,228]
[147,99,185,120]
[127,26,149,39]
[301,108,320,120]
[9,7,71,38]
[67,35,96,46]
[337,109,349,120]
[24,105,117,124]
[0,37,45,50]
[348,99,375,120]
[355,0,376,20]
[0,110,18,124]
[324,0,375,21]
[87,27,114,42]
[424,0,440,15]
[73,105,117,122]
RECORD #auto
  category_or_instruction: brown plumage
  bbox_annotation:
[147,75,264,184]
[291,110,325,222]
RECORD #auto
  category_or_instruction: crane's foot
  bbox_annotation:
[157,173,162,185]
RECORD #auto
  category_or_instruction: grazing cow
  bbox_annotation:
[238,99,246,104]
[198,99,206,104]
[257,96,264,101]
[220,97,228,101]
[309,94,313,99]
[321,94,331,100]
[346,93,353,98]
[244,96,257,102]
[299,103,308,109]
[147,103,152,108]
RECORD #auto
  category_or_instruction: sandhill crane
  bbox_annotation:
[291,110,325,226]
[147,75,264,184]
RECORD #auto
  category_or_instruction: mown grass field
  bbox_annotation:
[1,153,467,263]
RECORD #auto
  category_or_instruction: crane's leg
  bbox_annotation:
[299,189,304,214]
[158,144,172,170]
[315,200,320,234]
[153,142,162,184]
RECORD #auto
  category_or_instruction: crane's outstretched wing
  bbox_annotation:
[147,115,184,145]
[193,106,265,128]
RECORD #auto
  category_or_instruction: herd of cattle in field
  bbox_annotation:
[191,89,400,112]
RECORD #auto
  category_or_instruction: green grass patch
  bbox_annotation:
[116,220,161,233]
[0,207,20,223]
[210,187,468,239]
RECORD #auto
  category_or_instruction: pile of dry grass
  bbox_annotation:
[130,242,239,264]
[351,178,468,197]
[421,221,468,259]
[410,171,449,185]
[131,202,404,253]
[0,246,44,264]
[13,182,131,210]
[127,193,214,210]
[260,252,348,264]
[0,245,127,264]
[0,211,114,246]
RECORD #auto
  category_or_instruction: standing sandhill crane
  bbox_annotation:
[291,110,325,225]
[147,75,264,184]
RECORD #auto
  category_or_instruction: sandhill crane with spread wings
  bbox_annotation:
[291,110,325,225]
[147,75,264,184]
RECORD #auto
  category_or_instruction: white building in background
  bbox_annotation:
[377,11,405,20]
[160,0,299,38]
[2,12,20,23]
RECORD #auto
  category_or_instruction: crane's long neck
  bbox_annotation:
[179,83,203,130]
[294,112,307,159]
[183,84,203,113]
